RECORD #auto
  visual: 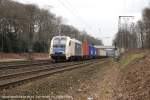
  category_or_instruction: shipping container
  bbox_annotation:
[82,41,89,58]
[89,44,95,58]
[93,47,98,58]
[97,48,107,57]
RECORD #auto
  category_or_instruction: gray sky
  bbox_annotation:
[15,0,149,45]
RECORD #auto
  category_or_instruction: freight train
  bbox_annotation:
[49,36,108,61]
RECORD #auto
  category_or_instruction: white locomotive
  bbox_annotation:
[49,36,82,61]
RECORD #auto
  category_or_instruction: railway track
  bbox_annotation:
[0,59,52,70]
[0,59,105,89]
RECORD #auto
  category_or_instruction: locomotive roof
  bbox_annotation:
[52,36,81,44]
[53,35,70,39]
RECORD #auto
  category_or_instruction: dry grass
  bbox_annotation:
[114,50,150,100]
[0,53,49,62]
[119,52,146,72]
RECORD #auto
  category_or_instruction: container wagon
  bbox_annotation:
[97,48,107,58]
[82,41,89,59]
[95,48,99,58]
[89,44,95,59]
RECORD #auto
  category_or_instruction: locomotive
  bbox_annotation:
[50,36,82,61]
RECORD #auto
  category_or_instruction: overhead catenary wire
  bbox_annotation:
[57,0,94,33]
[65,0,93,30]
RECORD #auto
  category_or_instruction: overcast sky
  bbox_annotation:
[15,0,149,45]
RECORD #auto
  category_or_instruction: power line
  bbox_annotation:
[65,0,93,30]
[57,0,93,32]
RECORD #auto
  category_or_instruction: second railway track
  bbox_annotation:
[0,59,106,89]
[0,59,52,70]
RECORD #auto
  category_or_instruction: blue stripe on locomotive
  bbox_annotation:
[53,47,65,54]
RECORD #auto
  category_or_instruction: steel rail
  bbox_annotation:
[0,59,105,89]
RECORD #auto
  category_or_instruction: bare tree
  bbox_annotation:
[136,20,145,48]
[0,0,103,53]
[143,8,150,48]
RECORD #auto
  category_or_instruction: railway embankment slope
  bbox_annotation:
[114,50,150,99]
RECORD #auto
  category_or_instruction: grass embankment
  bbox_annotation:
[99,50,147,100]
[119,52,145,71]
[113,50,149,100]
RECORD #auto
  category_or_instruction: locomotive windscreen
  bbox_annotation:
[53,37,67,48]
[53,37,67,45]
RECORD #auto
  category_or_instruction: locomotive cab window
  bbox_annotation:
[53,37,67,48]
[53,38,60,44]
[60,38,67,44]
